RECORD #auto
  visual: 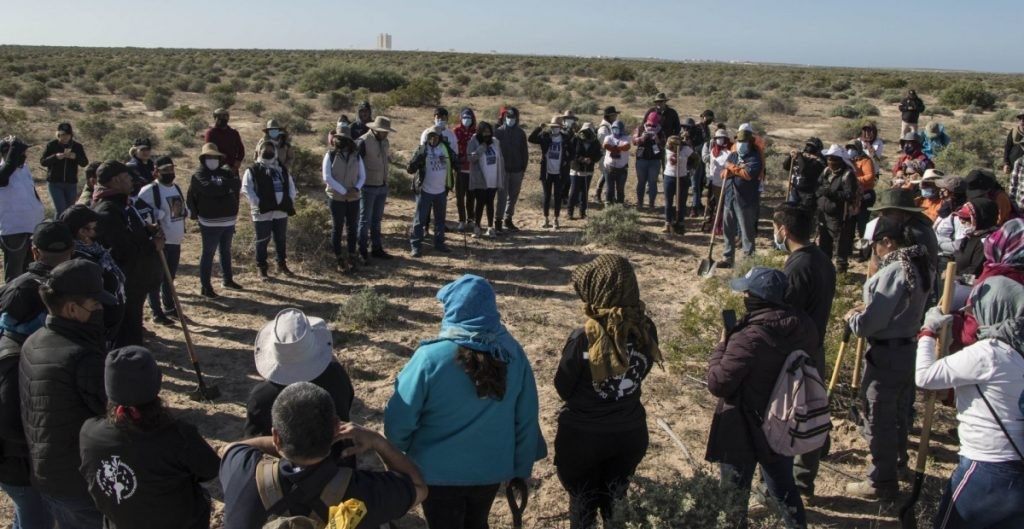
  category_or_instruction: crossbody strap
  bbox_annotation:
[255,460,284,510]
[975,384,1024,461]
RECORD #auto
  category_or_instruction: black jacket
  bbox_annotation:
[93,194,162,294]
[79,418,220,529]
[783,245,836,356]
[186,166,241,222]
[554,322,658,433]
[782,153,825,211]
[899,95,926,124]
[39,140,88,184]
[816,167,858,218]
[645,107,682,138]
[1005,127,1024,168]
[19,316,107,498]
[126,157,155,196]
[0,261,53,326]
[527,128,573,182]
[494,116,529,173]
[705,306,819,466]
[247,163,295,215]
[0,332,30,486]
[569,136,602,175]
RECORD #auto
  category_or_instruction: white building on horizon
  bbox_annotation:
[377,33,392,50]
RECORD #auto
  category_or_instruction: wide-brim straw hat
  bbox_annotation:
[911,168,945,185]
[263,119,283,132]
[254,308,334,385]
[653,92,669,102]
[368,117,396,133]
[199,142,225,159]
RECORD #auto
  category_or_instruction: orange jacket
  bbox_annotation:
[730,136,767,180]
[916,197,943,221]
[853,157,876,191]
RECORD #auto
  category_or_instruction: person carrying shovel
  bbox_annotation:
[717,128,763,269]
[843,216,932,500]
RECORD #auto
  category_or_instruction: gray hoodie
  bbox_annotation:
[494,108,528,173]
[851,260,929,340]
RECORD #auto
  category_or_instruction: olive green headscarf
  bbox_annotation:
[570,254,662,382]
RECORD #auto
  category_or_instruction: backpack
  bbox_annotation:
[256,459,354,529]
[761,350,832,457]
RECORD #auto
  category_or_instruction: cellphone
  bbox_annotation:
[722,309,737,333]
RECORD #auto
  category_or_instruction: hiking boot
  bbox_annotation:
[200,285,219,299]
[716,260,734,269]
[370,249,394,260]
[410,247,422,258]
[845,480,899,501]
[152,314,174,326]
[223,280,244,290]
[541,218,551,228]
[457,221,466,232]
[674,222,686,235]
[336,256,351,272]
[662,222,672,233]
[495,224,505,235]
[485,227,496,238]
[553,218,560,230]
[278,262,295,277]
[436,244,452,254]
[472,225,482,238]
[258,265,270,281]
[495,219,503,231]
[505,219,520,232]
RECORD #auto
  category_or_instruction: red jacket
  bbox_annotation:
[203,126,246,172]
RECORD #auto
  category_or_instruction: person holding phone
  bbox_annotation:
[40,123,89,216]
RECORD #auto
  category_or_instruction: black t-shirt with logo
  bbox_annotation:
[78,417,220,529]
[219,444,416,529]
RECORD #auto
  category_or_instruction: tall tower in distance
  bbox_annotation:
[377,33,392,50]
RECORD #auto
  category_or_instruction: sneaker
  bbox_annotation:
[553,218,560,230]
[568,212,576,220]
[200,285,219,299]
[457,221,466,232]
[370,249,394,260]
[673,223,686,235]
[277,262,295,277]
[223,280,244,290]
[410,247,422,258]
[436,244,452,253]
[152,314,174,326]
[541,218,551,228]
[485,227,496,238]
[716,260,734,269]
[845,480,899,501]
[473,226,482,238]
[505,219,520,232]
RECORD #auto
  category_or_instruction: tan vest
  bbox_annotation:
[326,151,361,202]
[360,133,389,187]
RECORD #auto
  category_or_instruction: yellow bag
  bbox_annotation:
[326,499,367,529]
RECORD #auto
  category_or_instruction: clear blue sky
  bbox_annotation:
[4,0,1020,73]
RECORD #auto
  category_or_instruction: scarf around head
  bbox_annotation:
[571,254,662,383]
[423,274,521,363]
[878,244,927,293]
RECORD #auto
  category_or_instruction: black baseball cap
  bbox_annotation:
[155,155,174,170]
[96,160,129,184]
[434,107,449,117]
[46,259,118,305]
[31,221,73,253]
[59,204,100,236]
[57,122,73,134]
[132,138,152,149]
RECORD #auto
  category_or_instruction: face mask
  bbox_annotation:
[903,144,915,155]
[736,142,750,156]
[773,229,787,252]
[435,119,447,129]
[268,130,281,139]
[963,224,975,236]
[261,151,275,161]
[611,128,621,136]
[505,118,516,127]
[482,134,492,143]
[461,117,472,127]
[77,302,104,327]
[921,187,936,198]
[564,120,575,129]
[158,172,175,184]
[204,159,220,170]
[715,138,726,146]
[550,131,562,141]
[846,149,858,158]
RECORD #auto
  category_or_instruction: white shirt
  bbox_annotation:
[420,127,459,157]
[242,165,297,222]
[917,336,1024,462]
[934,213,966,257]
[137,181,188,244]
[421,145,449,195]
[546,137,564,175]
[480,144,499,188]
[664,145,694,178]
[602,137,630,169]
[0,164,44,236]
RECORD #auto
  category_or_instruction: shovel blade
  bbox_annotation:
[189,384,221,402]
[698,258,715,277]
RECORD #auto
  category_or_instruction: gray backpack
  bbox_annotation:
[762,350,832,457]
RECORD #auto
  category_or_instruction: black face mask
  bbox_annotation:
[261,152,275,161]
[482,134,493,143]
[158,172,175,184]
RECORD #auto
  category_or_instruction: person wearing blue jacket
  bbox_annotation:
[921,122,951,158]
[719,129,764,268]
[385,274,546,529]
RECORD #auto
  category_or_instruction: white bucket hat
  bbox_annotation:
[911,168,945,185]
[821,143,854,170]
[254,308,334,385]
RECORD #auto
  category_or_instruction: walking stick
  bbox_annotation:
[158,250,221,402]
[849,337,865,422]
[786,152,798,202]
[899,261,956,529]
[828,325,853,396]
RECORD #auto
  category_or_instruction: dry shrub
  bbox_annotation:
[584,204,648,246]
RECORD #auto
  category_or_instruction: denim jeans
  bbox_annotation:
[147,243,180,317]
[199,224,235,288]
[329,199,360,257]
[498,170,524,222]
[568,174,591,217]
[1,233,31,283]
[421,484,500,529]
[721,458,806,529]
[722,194,759,260]
[0,482,54,529]
[635,158,660,207]
[690,163,706,208]
[933,456,1024,529]
[358,185,387,253]
[47,181,78,217]
[664,176,690,224]
[41,493,102,529]
[411,191,447,250]
[254,217,288,267]
[605,167,627,204]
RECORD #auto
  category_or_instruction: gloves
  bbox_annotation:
[921,306,953,334]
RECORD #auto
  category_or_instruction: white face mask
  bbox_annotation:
[204,159,220,170]
[715,138,726,146]
[435,119,447,129]
[461,117,472,127]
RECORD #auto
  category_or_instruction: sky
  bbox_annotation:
[3,0,1021,73]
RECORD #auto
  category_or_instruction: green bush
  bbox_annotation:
[467,80,506,97]
[584,204,648,246]
[244,100,266,116]
[288,100,316,120]
[929,106,955,117]
[77,116,116,142]
[287,145,321,186]
[829,101,879,119]
[338,286,394,329]
[299,63,407,93]
[120,84,146,100]
[164,125,195,148]
[208,82,236,109]
[143,87,172,111]
[0,108,31,139]
[0,80,20,98]
[95,122,157,162]
[15,82,49,106]
[284,195,333,269]
[759,95,798,116]
[939,83,997,110]
[66,101,83,112]
[85,99,112,113]
[602,63,636,81]
[609,473,760,529]
[322,91,352,112]
[387,78,441,107]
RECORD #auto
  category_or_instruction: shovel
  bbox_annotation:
[505,477,528,529]
[827,325,853,397]
[899,261,956,529]
[697,176,730,276]
[848,337,865,422]
[159,250,221,402]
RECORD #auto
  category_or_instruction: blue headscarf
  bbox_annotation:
[422,274,522,362]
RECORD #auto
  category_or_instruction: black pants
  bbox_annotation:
[818,211,855,269]
[421,483,500,529]
[456,171,475,223]
[555,424,649,529]
[473,188,497,228]
[568,175,591,217]
[116,286,148,347]
[542,175,565,219]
